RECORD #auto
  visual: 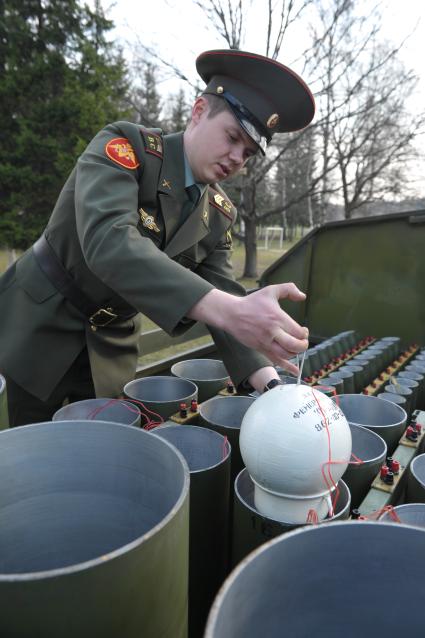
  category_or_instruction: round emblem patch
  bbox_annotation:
[105,137,140,170]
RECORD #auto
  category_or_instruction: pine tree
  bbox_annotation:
[164,88,191,133]
[0,0,130,248]
[131,61,163,128]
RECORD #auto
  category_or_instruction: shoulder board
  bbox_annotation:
[208,186,236,222]
[140,128,163,158]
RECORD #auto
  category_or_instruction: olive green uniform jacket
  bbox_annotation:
[0,121,269,401]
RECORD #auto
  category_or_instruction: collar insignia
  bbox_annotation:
[139,208,160,232]
[143,131,163,157]
[202,209,209,225]
[162,178,172,190]
[213,192,232,216]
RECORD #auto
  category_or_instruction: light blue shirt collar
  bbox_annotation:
[184,152,207,197]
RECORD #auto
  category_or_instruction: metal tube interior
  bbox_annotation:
[0,421,188,575]
[205,522,425,637]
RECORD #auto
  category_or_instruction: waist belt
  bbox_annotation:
[33,234,137,328]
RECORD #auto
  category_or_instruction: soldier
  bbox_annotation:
[0,49,314,427]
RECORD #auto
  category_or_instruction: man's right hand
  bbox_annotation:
[187,283,309,373]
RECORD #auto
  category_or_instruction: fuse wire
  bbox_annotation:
[87,397,164,430]
[306,386,364,523]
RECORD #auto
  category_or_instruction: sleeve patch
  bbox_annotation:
[105,137,140,169]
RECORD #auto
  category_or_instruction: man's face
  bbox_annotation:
[184,99,259,184]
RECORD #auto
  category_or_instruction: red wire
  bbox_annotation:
[350,452,364,465]
[87,397,165,430]
[308,389,366,524]
[315,384,340,407]
[359,505,402,522]
[311,388,339,516]
[306,509,319,524]
[124,398,165,430]
[86,398,140,420]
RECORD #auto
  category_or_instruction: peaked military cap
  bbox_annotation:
[196,49,315,155]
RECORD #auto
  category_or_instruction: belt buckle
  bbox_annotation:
[89,308,118,327]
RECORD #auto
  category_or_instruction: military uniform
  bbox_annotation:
[0,120,269,413]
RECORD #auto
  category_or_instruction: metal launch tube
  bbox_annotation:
[231,471,350,566]
[0,420,190,638]
[205,522,425,637]
[155,424,231,638]
[337,394,407,454]
[171,359,230,403]
[199,396,255,485]
[384,383,414,420]
[124,375,198,420]
[407,454,425,504]
[379,503,425,527]
[342,423,387,509]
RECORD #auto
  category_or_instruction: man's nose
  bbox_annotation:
[229,145,244,166]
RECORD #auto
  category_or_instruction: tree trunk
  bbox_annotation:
[242,216,258,279]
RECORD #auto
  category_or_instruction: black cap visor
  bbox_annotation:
[221,91,269,155]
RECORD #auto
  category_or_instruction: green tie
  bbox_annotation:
[181,184,200,223]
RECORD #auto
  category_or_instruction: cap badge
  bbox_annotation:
[139,208,160,233]
[216,86,224,94]
[267,113,279,129]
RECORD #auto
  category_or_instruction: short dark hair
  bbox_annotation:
[203,93,230,119]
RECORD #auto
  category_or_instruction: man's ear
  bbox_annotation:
[191,96,209,124]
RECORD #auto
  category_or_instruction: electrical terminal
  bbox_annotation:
[373,459,405,493]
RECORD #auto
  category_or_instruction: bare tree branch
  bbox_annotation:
[194,0,244,48]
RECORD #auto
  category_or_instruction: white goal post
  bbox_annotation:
[262,226,284,251]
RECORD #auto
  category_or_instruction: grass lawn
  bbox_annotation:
[0,249,20,273]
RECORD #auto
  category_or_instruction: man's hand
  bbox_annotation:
[187,283,308,373]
